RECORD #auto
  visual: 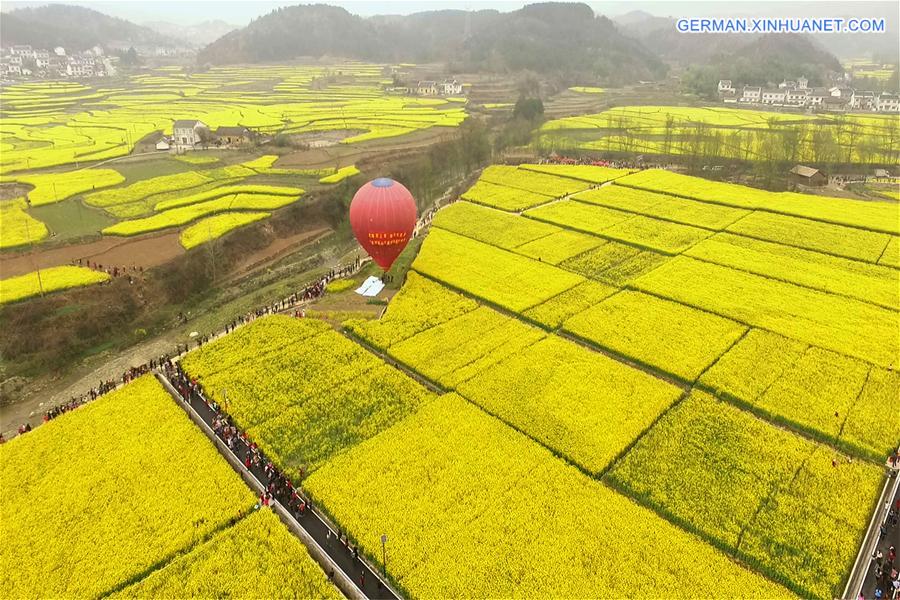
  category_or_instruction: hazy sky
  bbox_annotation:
[3,0,897,26]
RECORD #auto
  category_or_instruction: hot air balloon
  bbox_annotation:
[349,178,417,272]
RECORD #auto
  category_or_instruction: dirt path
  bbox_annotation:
[0,227,343,436]
[227,226,332,281]
[0,333,181,436]
[278,128,457,169]
[1,232,183,277]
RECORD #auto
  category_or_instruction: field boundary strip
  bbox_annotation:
[409,269,688,391]
[680,252,897,312]
[615,180,900,237]
[625,284,891,373]
[521,206,705,257]
[874,235,897,265]
[341,329,447,396]
[567,194,737,233]
[96,509,257,597]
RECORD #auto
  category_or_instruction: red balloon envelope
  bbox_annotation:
[349,178,417,271]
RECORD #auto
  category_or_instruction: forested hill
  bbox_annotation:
[0,4,179,50]
[681,34,844,97]
[198,2,668,84]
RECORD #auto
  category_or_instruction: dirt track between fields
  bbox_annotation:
[1,232,184,278]
[277,127,457,169]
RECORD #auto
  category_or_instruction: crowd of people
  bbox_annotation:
[164,359,382,592]
[870,497,900,600]
[2,357,176,444]
[534,155,659,170]
[5,253,373,443]
[167,361,311,514]
[72,258,144,284]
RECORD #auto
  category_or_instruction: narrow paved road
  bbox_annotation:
[157,372,400,600]
[860,471,900,599]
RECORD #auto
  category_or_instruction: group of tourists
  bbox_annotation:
[173,362,305,502]
[4,354,178,444]
[534,155,655,170]
[72,258,144,284]
[163,359,383,593]
[869,497,900,600]
[165,362,317,530]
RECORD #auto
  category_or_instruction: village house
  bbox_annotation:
[440,80,463,95]
[66,57,95,77]
[807,89,828,107]
[740,86,761,103]
[172,119,208,150]
[789,165,827,186]
[155,138,171,151]
[215,126,254,146]
[11,45,33,56]
[786,88,809,106]
[851,91,876,111]
[33,51,50,69]
[414,79,465,96]
[829,86,854,98]
[761,89,787,104]
[876,93,899,112]
[822,96,849,112]
[717,80,734,93]
[416,81,438,95]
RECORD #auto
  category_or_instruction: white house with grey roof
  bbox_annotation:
[172,119,208,150]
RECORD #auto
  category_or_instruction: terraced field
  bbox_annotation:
[0,63,466,263]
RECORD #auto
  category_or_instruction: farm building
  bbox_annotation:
[821,96,850,112]
[155,138,170,151]
[416,81,438,95]
[215,126,253,145]
[740,86,761,103]
[876,93,899,112]
[172,119,208,150]
[790,165,827,186]
[440,80,463,95]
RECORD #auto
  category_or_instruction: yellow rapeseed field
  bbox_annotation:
[0,265,110,304]
[0,376,256,598]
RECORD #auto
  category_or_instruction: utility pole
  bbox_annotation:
[380,533,387,577]
[207,219,217,284]
[23,195,44,297]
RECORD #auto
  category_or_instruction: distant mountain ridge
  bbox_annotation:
[143,20,239,48]
[198,2,667,84]
[1,4,181,50]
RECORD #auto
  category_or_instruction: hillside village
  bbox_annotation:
[718,76,900,112]
[0,44,117,79]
